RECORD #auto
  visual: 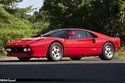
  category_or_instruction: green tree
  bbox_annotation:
[40,0,125,37]
[0,0,33,20]
[42,0,86,28]
[83,0,122,36]
[0,6,34,55]
[0,0,40,55]
[0,0,22,7]
[5,6,32,20]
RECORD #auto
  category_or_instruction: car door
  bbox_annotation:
[65,30,97,56]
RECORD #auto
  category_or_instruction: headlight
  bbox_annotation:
[23,48,27,52]
[27,48,31,52]
[6,48,11,52]
[23,48,31,52]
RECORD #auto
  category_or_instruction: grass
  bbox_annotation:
[0,55,7,59]
[115,47,125,60]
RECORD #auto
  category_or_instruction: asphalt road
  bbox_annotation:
[0,58,125,83]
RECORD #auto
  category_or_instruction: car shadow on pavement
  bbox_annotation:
[0,58,74,62]
[0,58,124,64]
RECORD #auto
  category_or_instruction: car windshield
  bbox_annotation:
[42,29,69,38]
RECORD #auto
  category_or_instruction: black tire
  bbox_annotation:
[99,42,115,60]
[17,57,31,61]
[47,42,63,61]
[70,57,82,60]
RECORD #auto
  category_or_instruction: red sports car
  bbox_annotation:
[4,28,120,61]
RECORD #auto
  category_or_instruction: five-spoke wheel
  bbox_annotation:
[99,42,115,60]
[47,42,63,61]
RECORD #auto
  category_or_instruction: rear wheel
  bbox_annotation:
[70,57,82,60]
[47,42,63,61]
[17,57,31,61]
[99,42,115,60]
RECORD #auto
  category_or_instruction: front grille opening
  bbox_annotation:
[11,47,24,52]
[6,46,30,53]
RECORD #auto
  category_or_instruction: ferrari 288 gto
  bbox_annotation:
[4,28,120,61]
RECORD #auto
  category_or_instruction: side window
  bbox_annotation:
[69,30,87,39]
[86,32,98,38]
[52,30,69,38]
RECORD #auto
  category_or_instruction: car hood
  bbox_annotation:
[5,37,50,46]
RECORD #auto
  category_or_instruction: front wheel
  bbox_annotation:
[99,42,115,60]
[17,57,31,61]
[47,42,63,61]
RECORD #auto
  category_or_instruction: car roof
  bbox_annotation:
[55,28,96,33]
[57,28,86,31]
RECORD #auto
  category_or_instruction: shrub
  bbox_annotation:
[0,7,36,55]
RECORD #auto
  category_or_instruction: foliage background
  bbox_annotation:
[0,0,125,57]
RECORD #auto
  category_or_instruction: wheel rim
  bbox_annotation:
[104,45,114,59]
[51,44,63,60]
